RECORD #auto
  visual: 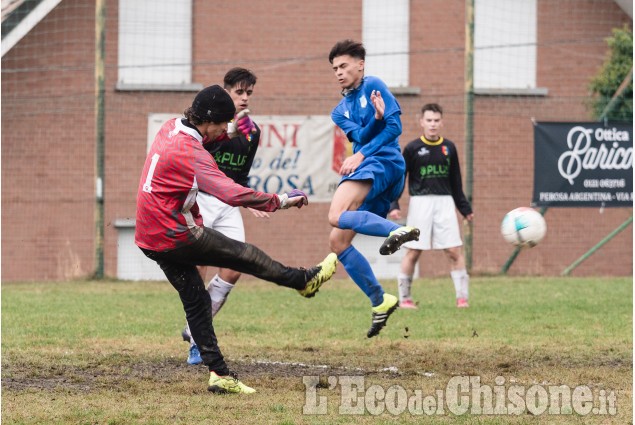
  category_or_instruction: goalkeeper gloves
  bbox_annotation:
[277,189,308,209]
[236,110,256,136]
[227,109,256,140]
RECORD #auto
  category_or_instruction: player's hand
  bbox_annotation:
[226,121,238,139]
[465,213,474,222]
[388,209,402,220]
[236,109,256,136]
[277,189,309,209]
[370,90,385,120]
[339,152,364,175]
[248,207,270,218]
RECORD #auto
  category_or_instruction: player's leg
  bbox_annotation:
[432,196,469,308]
[398,248,421,309]
[397,196,434,308]
[328,181,398,337]
[182,195,245,363]
[184,267,240,364]
[334,157,419,255]
[331,186,420,254]
[328,182,385,305]
[210,268,241,317]
[444,246,469,308]
[329,226,384,304]
[329,226,398,338]
[190,227,336,297]
[182,261,209,364]
[328,182,418,256]
[180,192,224,361]
[330,180,415,241]
[180,221,332,364]
[204,203,245,317]
[141,249,255,394]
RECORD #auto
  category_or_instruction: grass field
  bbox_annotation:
[2,276,632,424]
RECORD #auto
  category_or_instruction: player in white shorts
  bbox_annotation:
[389,103,474,309]
[182,68,266,365]
[404,195,463,250]
[198,193,246,244]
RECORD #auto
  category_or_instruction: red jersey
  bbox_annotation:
[135,118,280,251]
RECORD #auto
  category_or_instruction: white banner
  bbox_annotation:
[147,114,350,203]
[249,115,348,202]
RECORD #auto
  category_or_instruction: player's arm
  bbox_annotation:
[387,200,401,220]
[333,113,385,146]
[388,144,411,220]
[331,89,391,146]
[237,125,270,217]
[449,146,472,217]
[358,112,402,158]
[193,149,306,211]
[235,123,261,187]
[331,108,401,156]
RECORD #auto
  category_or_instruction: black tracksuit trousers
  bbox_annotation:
[142,226,307,375]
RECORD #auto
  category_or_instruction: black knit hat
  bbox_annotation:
[191,85,236,123]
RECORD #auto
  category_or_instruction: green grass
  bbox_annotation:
[2,276,632,424]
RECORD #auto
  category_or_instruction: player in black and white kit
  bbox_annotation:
[182,68,266,364]
[388,103,473,309]
[200,67,264,314]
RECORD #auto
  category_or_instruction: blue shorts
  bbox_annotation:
[339,150,405,218]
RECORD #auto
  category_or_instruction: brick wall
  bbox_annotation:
[2,0,631,281]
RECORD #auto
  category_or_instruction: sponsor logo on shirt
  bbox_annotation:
[360,95,367,109]
[417,147,430,157]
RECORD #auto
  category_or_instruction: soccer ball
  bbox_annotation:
[501,207,547,247]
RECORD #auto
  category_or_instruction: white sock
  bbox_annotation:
[451,269,469,299]
[208,274,235,317]
[397,273,413,301]
[184,323,195,346]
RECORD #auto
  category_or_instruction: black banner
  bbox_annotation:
[532,122,633,207]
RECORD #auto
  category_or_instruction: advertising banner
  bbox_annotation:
[148,114,347,203]
[532,122,632,207]
[248,115,347,202]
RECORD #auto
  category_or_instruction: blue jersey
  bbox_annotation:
[331,76,403,158]
[331,76,406,217]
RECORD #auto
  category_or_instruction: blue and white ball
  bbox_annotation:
[501,207,547,247]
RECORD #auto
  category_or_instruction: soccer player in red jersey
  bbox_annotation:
[135,85,337,394]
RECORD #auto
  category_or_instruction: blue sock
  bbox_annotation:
[338,211,400,237]
[338,245,384,306]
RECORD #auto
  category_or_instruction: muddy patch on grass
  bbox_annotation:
[1,357,396,393]
[4,355,630,393]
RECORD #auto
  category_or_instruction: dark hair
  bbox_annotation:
[329,39,366,64]
[183,107,206,125]
[224,67,257,90]
[421,103,443,115]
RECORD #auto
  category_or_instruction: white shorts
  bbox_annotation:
[403,195,463,250]
[196,192,245,242]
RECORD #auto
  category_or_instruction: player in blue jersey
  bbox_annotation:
[327,39,420,338]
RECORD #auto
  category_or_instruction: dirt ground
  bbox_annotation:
[2,357,400,393]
